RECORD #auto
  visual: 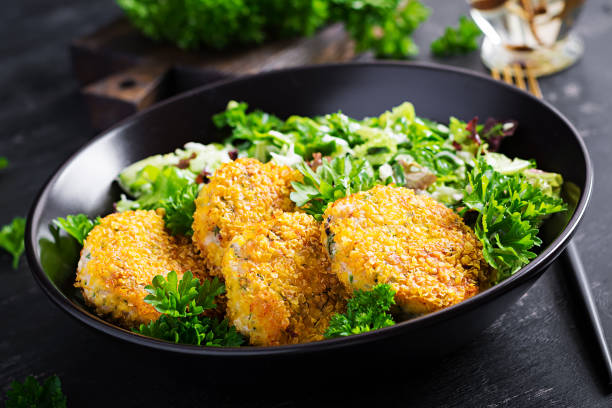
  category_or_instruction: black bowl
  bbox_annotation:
[26,62,592,359]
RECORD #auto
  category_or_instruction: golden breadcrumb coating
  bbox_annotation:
[192,158,300,276]
[322,185,489,315]
[75,210,209,328]
[222,212,347,346]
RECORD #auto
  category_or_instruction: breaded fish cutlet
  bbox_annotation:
[222,212,347,346]
[192,158,300,276]
[322,185,489,315]
[75,210,209,328]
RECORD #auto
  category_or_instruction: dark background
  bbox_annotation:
[2,0,612,406]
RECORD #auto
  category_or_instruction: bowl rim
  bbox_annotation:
[25,61,593,357]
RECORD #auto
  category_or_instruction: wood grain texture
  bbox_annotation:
[71,18,356,131]
[71,18,356,85]
[81,62,170,131]
[1,0,612,406]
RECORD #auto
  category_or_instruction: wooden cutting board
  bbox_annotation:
[70,18,358,132]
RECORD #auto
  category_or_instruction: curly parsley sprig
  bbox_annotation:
[431,16,482,57]
[117,0,430,58]
[325,284,396,338]
[330,0,431,58]
[5,375,67,408]
[135,271,244,347]
[461,156,567,282]
[159,183,199,237]
[290,155,379,220]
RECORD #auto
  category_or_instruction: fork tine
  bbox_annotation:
[491,65,543,100]
[526,66,543,99]
[513,64,527,90]
[502,66,513,85]
[491,68,501,80]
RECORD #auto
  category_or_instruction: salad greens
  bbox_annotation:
[161,183,199,237]
[135,271,244,346]
[325,284,396,338]
[117,0,430,58]
[5,375,66,408]
[0,217,26,269]
[44,98,570,345]
[290,155,378,220]
[462,156,566,282]
[118,142,232,197]
[117,142,232,209]
[213,100,352,163]
[431,16,482,57]
[331,0,431,58]
[115,142,233,232]
[212,100,566,279]
[53,214,100,245]
[117,166,193,212]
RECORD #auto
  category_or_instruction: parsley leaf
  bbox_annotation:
[53,214,100,245]
[160,183,199,237]
[0,217,26,269]
[117,0,429,58]
[213,101,351,163]
[325,284,396,338]
[144,271,224,318]
[331,0,431,58]
[290,155,379,219]
[431,16,482,57]
[137,314,244,347]
[117,0,329,51]
[213,100,284,143]
[5,375,67,408]
[0,156,8,170]
[461,156,567,282]
[135,271,244,347]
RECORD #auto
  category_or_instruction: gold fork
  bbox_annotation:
[490,65,612,384]
[491,64,542,99]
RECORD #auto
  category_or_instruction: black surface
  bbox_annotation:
[25,63,591,360]
[2,0,612,406]
[564,241,612,385]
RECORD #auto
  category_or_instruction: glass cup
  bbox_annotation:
[468,0,585,76]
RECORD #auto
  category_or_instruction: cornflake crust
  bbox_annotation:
[322,185,489,315]
[75,210,209,328]
[192,158,300,276]
[222,211,348,346]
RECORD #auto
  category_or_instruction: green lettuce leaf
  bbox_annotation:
[116,166,193,212]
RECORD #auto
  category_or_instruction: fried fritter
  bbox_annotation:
[322,185,489,315]
[75,210,209,328]
[192,158,300,276]
[222,212,347,346]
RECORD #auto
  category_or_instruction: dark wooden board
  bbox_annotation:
[70,18,357,131]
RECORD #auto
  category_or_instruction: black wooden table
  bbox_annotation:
[2,1,612,406]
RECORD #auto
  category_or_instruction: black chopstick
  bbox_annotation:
[563,240,612,385]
